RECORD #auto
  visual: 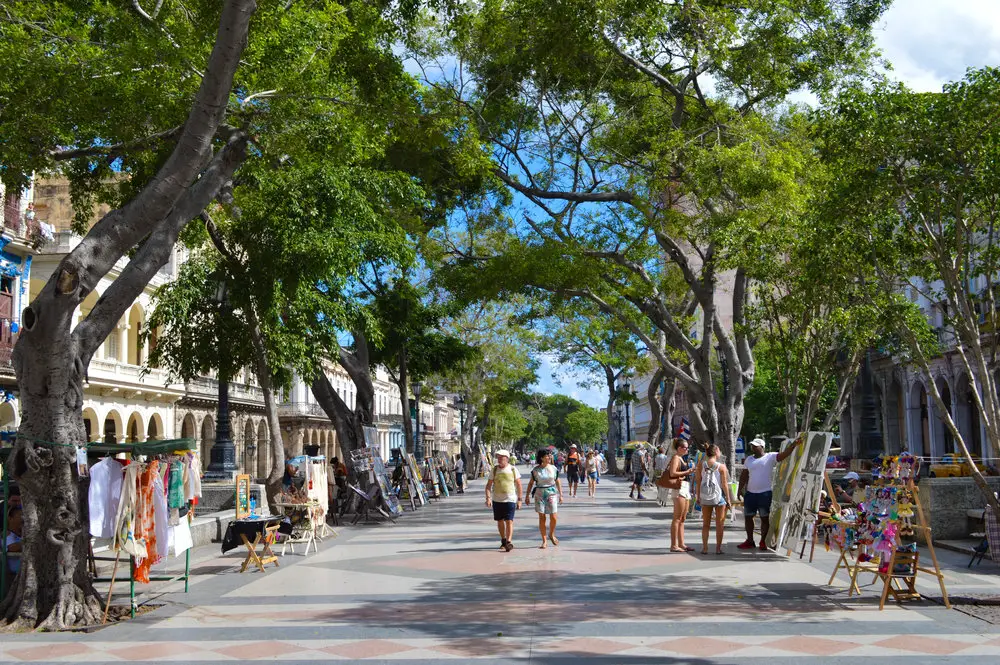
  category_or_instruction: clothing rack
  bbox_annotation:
[86,438,198,619]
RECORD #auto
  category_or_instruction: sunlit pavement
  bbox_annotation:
[3,475,1000,664]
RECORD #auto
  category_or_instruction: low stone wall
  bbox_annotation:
[914,476,1000,542]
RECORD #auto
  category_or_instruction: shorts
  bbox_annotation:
[567,466,580,483]
[633,472,645,486]
[657,486,678,503]
[744,490,773,518]
[588,472,598,479]
[535,490,559,515]
[492,501,517,521]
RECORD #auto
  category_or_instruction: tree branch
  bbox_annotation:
[74,133,248,361]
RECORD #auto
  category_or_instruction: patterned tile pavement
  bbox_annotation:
[2,474,1000,664]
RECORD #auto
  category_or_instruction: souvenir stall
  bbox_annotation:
[85,438,202,620]
[825,454,950,609]
[274,454,332,555]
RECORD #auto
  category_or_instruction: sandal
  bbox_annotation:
[670,548,686,553]
[504,541,514,552]
[684,546,695,552]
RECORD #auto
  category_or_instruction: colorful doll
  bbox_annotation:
[897,494,915,535]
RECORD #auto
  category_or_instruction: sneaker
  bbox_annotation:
[759,541,770,551]
[637,494,646,500]
[737,540,755,550]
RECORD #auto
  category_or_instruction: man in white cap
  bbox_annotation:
[737,437,802,551]
[485,449,523,551]
[835,471,861,505]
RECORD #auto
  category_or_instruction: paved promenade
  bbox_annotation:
[3,475,1000,664]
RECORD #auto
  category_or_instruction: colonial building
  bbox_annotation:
[11,175,460,482]
[840,280,991,462]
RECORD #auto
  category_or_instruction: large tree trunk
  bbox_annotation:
[604,366,620,474]
[244,303,285,511]
[396,349,414,454]
[205,220,285,509]
[1,0,255,630]
[311,331,376,463]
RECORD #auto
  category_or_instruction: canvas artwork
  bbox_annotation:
[767,431,834,550]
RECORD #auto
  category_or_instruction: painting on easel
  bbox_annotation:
[769,432,834,551]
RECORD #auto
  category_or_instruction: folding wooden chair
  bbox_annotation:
[877,550,921,610]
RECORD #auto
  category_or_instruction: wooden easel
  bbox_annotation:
[796,472,842,564]
[829,464,950,609]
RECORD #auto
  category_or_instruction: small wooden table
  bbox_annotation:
[223,517,283,573]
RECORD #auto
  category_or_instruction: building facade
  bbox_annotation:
[8,176,460,481]
[839,280,993,462]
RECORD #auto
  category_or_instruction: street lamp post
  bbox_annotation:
[205,279,238,481]
[413,382,424,460]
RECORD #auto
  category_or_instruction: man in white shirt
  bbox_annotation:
[737,437,802,551]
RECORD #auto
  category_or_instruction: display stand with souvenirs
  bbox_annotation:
[824,454,950,609]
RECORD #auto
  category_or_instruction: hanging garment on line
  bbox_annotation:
[113,463,147,559]
[168,460,184,526]
[89,457,123,539]
[134,460,164,583]
[185,451,202,503]
[167,517,193,557]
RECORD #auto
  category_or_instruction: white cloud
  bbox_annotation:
[876,0,1000,91]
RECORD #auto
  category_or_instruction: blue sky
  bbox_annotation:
[531,0,1000,408]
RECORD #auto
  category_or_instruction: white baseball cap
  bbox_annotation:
[844,471,861,481]
[495,449,510,458]
[749,438,766,449]
[569,444,578,448]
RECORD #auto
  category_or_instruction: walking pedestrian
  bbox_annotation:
[695,445,734,555]
[628,448,648,500]
[485,449,523,551]
[737,437,803,551]
[653,446,669,505]
[524,449,563,548]
[658,439,696,552]
[566,444,581,497]
[454,453,465,493]
[585,450,600,497]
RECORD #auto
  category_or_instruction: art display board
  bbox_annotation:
[235,474,252,519]
[406,453,430,505]
[767,432,834,551]
[353,440,402,516]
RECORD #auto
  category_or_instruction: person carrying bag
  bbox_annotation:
[659,440,696,553]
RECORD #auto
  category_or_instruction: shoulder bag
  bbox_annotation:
[656,456,682,490]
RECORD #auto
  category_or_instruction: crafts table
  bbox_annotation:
[274,501,325,555]
[222,517,288,573]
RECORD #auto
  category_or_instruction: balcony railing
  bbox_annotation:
[0,318,17,372]
[88,357,172,387]
[277,402,327,417]
[185,376,264,403]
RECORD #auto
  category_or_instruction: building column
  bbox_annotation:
[902,385,914,453]
[118,324,128,363]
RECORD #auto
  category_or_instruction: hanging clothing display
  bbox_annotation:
[89,457,123,538]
